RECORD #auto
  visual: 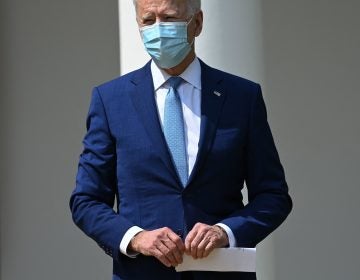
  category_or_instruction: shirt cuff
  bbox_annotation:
[119,226,144,258]
[216,223,237,247]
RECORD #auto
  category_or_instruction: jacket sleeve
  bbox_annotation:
[220,85,293,247]
[70,87,134,261]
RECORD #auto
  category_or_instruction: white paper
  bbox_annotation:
[175,247,256,272]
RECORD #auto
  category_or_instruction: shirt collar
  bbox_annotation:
[151,57,202,91]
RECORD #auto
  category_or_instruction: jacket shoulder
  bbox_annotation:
[94,62,150,97]
[201,60,261,93]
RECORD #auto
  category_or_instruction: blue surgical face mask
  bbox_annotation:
[140,17,194,69]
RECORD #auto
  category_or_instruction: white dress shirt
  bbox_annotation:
[119,58,236,257]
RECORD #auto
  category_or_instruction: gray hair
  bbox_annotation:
[132,0,201,16]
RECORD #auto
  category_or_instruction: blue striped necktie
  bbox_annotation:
[163,76,188,187]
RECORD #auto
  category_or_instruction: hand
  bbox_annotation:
[129,227,185,267]
[185,223,229,259]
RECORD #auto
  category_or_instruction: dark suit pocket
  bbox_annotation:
[207,128,245,164]
[214,128,244,148]
[215,127,241,136]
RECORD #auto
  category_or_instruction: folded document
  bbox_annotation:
[175,247,256,272]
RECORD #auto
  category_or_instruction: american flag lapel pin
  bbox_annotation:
[213,91,222,97]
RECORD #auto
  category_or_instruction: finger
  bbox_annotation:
[166,230,185,252]
[162,238,183,264]
[190,229,208,258]
[203,240,216,258]
[196,235,211,259]
[191,229,206,249]
[153,247,172,267]
[156,242,178,267]
[184,228,198,253]
[189,233,203,259]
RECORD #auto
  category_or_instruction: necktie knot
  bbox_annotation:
[167,76,183,90]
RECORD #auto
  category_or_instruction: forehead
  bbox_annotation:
[136,0,188,16]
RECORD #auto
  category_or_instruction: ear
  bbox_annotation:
[194,10,203,37]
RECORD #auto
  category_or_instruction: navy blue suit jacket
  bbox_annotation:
[70,60,292,280]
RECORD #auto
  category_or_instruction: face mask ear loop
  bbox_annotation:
[189,36,195,47]
[186,15,196,46]
[186,14,195,27]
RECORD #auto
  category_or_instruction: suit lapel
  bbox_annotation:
[187,61,227,185]
[129,60,227,188]
[129,62,182,186]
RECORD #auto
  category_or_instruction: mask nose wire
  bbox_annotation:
[139,14,198,42]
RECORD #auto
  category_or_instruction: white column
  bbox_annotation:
[197,2,273,280]
[196,0,265,85]
[118,1,274,279]
[118,1,149,73]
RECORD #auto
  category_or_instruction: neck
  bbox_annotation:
[162,50,196,76]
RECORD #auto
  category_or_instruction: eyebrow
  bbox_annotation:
[161,10,179,17]
[140,12,154,20]
[140,10,180,21]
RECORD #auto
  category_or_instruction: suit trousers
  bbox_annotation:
[180,272,194,280]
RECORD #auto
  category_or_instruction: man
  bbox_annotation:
[70,0,292,279]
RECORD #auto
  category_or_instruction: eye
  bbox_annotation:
[143,19,155,25]
[165,16,177,21]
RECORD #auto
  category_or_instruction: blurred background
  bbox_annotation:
[1,0,359,279]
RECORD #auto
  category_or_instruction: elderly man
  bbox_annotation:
[70,0,292,279]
